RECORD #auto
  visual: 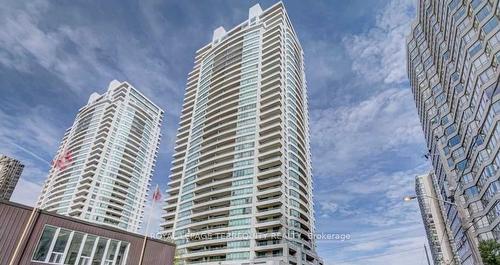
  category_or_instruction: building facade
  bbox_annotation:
[160,3,322,265]
[0,201,175,265]
[416,173,458,265]
[407,0,500,264]
[37,80,164,232]
[0,155,24,201]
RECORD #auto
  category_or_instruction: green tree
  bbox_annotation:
[479,240,500,265]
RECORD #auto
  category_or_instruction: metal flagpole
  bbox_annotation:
[8,200,40,265]
[139,185,160,265]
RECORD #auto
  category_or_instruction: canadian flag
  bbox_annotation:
[152,184,162,202]
[52,150,73,170]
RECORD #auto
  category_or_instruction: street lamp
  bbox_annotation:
[403,194,456,206]
[403,195,416,201]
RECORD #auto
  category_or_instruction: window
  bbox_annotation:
[465,186,479,201]
[32,225,129,265]
[229,207,251,216]
[483,17,499,34]
[64,232,84,264]
[80,235,97,264]
[289,198,300,208]
[230,197,251,206]
[476,5,492,22]
[290,209,301,218]
[228,218,250,227]
[232,188,252,196]
[115,243,128,265]
[445,124,456,136]
[469,42,483,57]
[229,229,251,239]
[233,168,253,178]
[227,240,250,248]
[448,135,461,147]
[226,251,250,260]
[49,229,71,263]
[104,240,119,265]
[470,0,483,9]
[232,178,253,187]
[233,159,253,168]
[33,226,57,261]
[92,237,107,265]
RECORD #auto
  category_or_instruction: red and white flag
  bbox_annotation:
[152,184,162,202]
[52,150,73,171]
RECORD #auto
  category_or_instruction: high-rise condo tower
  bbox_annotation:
[0,154,24,201]
[38,80,164,232]
[161,3,323,265]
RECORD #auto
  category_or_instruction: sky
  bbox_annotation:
[0,0,434,264]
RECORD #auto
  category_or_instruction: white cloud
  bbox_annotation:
[305,40,351,84]
[345,241,386,252]
[342,0,416,85]
[319,200,339,216]
[315,163,430,228]
[312,0,427,253]
[0,0,183,116]
[10,176,44,206]
[311,88,424,177]
[0,107,61,159]
[0,0,92,89]
[321,225,428,265]
[0,106,59,207]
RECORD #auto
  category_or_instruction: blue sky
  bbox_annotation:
[0,0,433,264]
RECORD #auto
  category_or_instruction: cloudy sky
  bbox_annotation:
[0,0,433,264]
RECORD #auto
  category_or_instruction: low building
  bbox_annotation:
[0,201,175,265]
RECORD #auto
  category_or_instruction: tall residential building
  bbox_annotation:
[407,0,500,264]
[0,155,24,200]
[38,80,164,232]
[416,173,458,265]
[160,3,322,265]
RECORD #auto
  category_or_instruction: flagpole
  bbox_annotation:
[8,200,40,265]
[139,185,159,265]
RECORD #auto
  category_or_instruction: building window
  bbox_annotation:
[80,235,97,265]
[49,228,71,263]
[92,237,107,265]
[32,225,129,265]
[33,225,57,261]
[64,232,84,264]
